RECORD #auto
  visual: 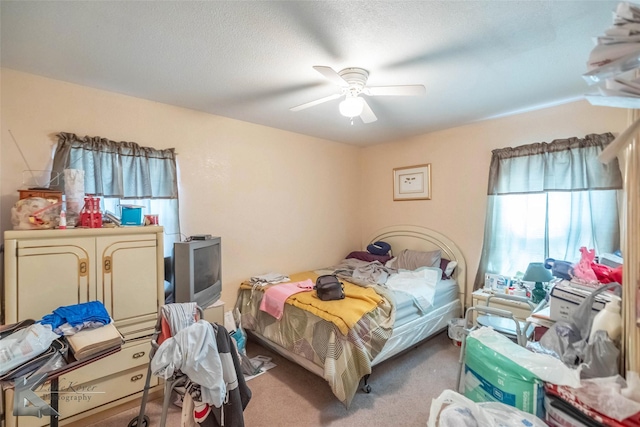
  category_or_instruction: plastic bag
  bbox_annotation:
[469,327,582,387]
[224,308,260,377]
[623,371,640,403]
[581,330,620,379]
[0,323,59,375]
[428,389,547,427]
[11,197,60,230]
[549,375,640,423]
[577,375,640,421]
[539,282,622,377]
[224,308,247,355]
[536,321,582,363]
[63,168,84,220]
[463,328,580,417]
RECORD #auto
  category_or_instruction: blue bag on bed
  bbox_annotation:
[367,241,391,256]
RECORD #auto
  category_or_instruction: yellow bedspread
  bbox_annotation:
[242,271,383,335]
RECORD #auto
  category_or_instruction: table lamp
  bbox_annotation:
[523,262,553,303]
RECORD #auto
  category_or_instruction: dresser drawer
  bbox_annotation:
[63,339,152,384]
[10,363,157,427]
[116,314,157,341]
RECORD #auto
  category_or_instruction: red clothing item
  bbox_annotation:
[592,262,623,284]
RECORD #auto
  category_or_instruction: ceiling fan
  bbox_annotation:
[290,66,426,124]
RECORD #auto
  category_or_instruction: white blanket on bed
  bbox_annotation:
[385,267,441,313]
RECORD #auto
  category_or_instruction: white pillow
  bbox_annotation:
[444,261,458,277]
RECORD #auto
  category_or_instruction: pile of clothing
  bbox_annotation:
[151,303,251,427]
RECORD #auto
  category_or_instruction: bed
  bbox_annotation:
[235,225,466,407]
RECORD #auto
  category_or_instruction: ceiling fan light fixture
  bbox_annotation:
[290,65,422,125]
[339,96,364,118]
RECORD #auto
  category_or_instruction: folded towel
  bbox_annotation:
[259,279,313,320]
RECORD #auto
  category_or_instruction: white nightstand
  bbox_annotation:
[202,300,225,324]
[471,289,534,321]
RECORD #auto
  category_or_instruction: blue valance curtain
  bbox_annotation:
[474,132,623,290]
[51,132,181,254]
[52,132,178,199]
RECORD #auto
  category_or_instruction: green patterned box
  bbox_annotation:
[463,333,544,417]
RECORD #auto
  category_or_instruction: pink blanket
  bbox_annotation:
[259,279,314,320]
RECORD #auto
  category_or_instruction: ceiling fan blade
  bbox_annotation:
[359,98,377,123]
[313,66,349,87]
[365,85,426,96]
[290,93,342,112]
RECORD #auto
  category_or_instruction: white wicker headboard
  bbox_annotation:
[364,225,467,304]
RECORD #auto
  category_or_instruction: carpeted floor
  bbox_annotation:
[86,331,460,426]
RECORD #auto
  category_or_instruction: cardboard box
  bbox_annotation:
[549,282,609,323]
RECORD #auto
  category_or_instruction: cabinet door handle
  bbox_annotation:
[79,259,88,277]
[132,351,146,359]
[131,374,144,382]
[103,256,112,273]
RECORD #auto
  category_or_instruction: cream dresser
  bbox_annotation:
[2,227,165,427]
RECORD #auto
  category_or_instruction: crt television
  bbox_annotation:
[173,236,222,309]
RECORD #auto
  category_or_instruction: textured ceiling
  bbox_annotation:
[0,1,619,146]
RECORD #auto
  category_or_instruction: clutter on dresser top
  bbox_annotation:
[11,184,159,231]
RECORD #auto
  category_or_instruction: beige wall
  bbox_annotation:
[359,100,628,300]
[0,69,362,306]
[1,69,629,308]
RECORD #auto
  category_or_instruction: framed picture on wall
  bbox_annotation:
[393,164,431,201]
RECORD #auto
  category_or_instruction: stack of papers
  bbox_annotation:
[584,2,640,107]
[66,322,123,361]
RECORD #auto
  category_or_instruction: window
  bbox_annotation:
[474,133,623,289]
[51,132,181,255]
